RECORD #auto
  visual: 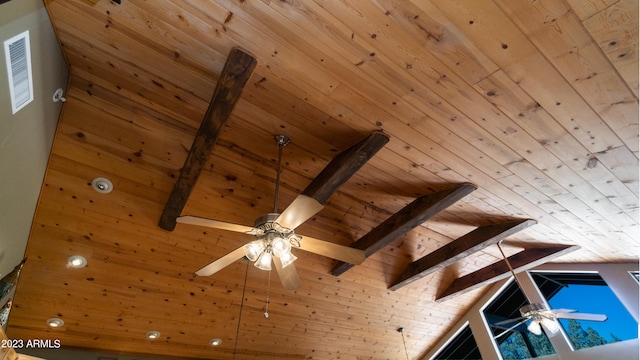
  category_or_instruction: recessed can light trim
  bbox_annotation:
[91,177,113,194]
[46,317,64,328]
[210,338,222,346]
[67,255,87,269]
[146,330,161,340]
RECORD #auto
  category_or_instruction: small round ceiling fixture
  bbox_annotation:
[210,338,222,346]
[146,331,161,340]
[46,318,64,328]
[91,177,113,194]
[67,255,87,269]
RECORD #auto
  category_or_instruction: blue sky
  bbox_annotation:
[548,284,637,341]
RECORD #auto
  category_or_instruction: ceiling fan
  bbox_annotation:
[491,242,607,338]
[177,132,389,290]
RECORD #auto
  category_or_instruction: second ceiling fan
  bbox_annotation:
[491,242,607,338]
[178,131,389,290]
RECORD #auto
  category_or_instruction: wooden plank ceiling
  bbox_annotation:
[8,0,638,359]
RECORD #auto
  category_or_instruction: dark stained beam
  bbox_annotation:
[389,219,537,291]
[331,183,477,276]
[302,131,389,204]
[159,47,257,231]
[275,131,390,231]
[436,244,580,302]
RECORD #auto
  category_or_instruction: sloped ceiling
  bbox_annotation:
[6,0,639,359]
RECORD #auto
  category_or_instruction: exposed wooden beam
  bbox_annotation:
[302,131,390,204]
[331,183,477,276]
[274,131,390,231]
[436,244,580,302]
[389,219,537,291]
[159,47,257,231]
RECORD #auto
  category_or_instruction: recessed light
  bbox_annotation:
[210,338,222,346]
[67,255,87,269]
[91,177,113,194]
[146,331,161,340]
[46,318,64,328]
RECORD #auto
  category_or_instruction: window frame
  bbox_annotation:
[521,269,599,352]
[525,268,639,352]
[428,321,477,360]
[479,276,557,359]
[423,262,638,360]
[478,278,518,358]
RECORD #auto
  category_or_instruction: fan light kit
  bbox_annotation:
[146,331,161,339]
[91,177,113,194]
[519,303,560,335]
[46,317,64,328]
[243,135,297,271]
[176,134,373,290]
[244,214,299,271]
[67,255,87,268]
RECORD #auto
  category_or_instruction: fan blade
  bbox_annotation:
[297,235,366,265]
[195,247,246,276]
[177,215,255,233]
[275,195,324,230]
[550,308,576,313]
[555,312,608,322]
[494,316,528,327]
[494,318,531,339]
[273,257,300,290]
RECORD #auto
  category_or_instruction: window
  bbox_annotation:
[530,271,638,350]
[431,324,481,360]
[482,280,555,359]
[426,264,638,360]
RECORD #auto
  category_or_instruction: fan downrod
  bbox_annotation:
[272,134,290,214]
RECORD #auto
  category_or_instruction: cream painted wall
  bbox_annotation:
[0,0,68,279]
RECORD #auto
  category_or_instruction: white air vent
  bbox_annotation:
[4,30,34,114]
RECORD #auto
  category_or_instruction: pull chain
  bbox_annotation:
[264,269,271,318]
[398,327,409,360]
[233,260,249,360]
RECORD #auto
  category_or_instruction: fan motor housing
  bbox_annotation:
[254,213,280,228]
[520,303,549,317]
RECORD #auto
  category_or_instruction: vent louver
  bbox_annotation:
[4,30,33,114]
